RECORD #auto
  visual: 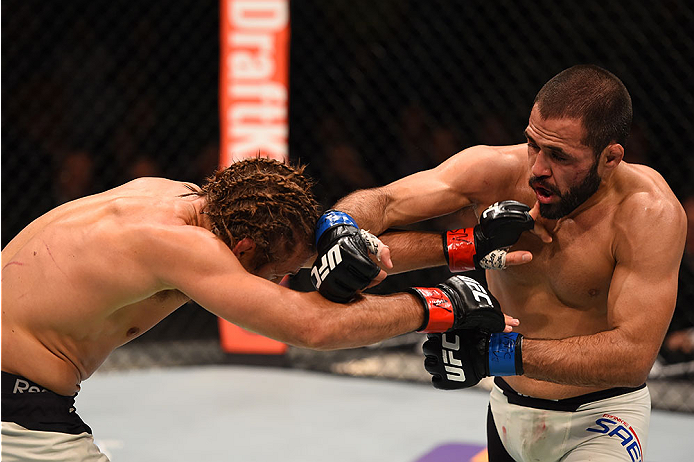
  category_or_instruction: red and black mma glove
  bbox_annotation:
[409,275,506,333]
[444,200,534,272]
[422,330,524,390]
[310,210,381,303]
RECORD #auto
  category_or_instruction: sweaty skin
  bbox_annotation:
[334,109,686,400]
[2,177,431,396]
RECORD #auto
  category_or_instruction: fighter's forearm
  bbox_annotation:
[332,187,392,235]
[378,231,447,274]
[287,292,423,351]
[521,331,656,388]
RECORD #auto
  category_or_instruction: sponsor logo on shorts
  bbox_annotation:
[441,333,466,382]
[586,413,643,462]
[12,378,48,394]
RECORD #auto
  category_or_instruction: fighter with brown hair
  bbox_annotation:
[1,157,517,461]
[188,158,321,273]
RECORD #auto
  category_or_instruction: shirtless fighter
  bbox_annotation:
[1,158,518,461]
[324,65,686,461]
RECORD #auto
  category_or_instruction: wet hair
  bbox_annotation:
[194,157,321,270]
[533,64,632,156]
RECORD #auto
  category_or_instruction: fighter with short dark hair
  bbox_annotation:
[321,65,686,462]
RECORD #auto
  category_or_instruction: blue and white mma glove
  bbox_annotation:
[310,210,381,303]
[422,330,524,389]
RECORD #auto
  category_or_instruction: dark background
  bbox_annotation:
[3,0,693,409]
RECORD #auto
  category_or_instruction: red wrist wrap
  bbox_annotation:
[414,287,454,333]
[445,228,476,272]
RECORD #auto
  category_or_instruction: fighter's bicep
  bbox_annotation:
[607,205,685,344]
[382,146,516,224]
[382,168,471,224]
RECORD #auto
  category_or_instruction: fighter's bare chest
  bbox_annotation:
[500,222,615,309]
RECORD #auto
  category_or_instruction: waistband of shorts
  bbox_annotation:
[494,377,646,412]
[1,371,57,394]
[1,371,91,435]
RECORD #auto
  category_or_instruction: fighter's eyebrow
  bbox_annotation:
[547,145,571,158]
[523,130,535,144]
[524,130,572,159]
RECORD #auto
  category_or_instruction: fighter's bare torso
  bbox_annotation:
[1,178,204,395]
[479,145,673,398]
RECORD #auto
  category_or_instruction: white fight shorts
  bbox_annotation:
[1,371,110,462]
[488,377,650,462]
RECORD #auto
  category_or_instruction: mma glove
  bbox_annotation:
[410,275,506,333]
[422,330,524,389]
[310,210,381,303]
[444,200,534,272]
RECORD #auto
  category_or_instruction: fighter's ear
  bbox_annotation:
[232,237,256,258]
[603,143,624,169]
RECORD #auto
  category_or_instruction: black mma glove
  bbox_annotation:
[422,330,524,389]
[409,275,505,333]
[444,200,534,272]
[310,210,381,303]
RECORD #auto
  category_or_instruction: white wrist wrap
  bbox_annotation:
[478,249,508,270]
[359,229,388,262]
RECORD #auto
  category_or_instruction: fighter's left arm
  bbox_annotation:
[521,195,687,387]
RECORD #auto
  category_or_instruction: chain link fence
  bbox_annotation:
[3,0,693,412]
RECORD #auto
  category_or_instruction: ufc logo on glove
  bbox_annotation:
[441,333,466,382]
[310,244,342,289]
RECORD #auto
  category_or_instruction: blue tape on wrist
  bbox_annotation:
[315,211,358,246]
[488,332,520,376]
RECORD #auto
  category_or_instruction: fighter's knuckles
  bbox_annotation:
[424,355,440,369]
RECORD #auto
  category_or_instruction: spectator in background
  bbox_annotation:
[54,149,95,205]
[624,122,652,166]
[126,155,162,181]
[430,125,462,166]
[325,144,377,190]
[397,104,438,177]
[192,143,222,185]
[313,114,378,205]
[475,112,517,146]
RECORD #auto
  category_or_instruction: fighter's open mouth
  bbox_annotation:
[534,185,554,203]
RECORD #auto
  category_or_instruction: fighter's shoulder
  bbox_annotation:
[122,219,219,251]
[445,144,527,179]
[617,164,683,216]
[451,143,526,163]
[614,163,686,242]
[117,176,199,194]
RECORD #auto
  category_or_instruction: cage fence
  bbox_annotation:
[3,0,693,412]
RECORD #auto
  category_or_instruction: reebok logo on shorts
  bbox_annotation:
[11,378,48,394]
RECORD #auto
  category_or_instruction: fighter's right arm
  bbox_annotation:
[333,145,524,235]
[328,145,533,276]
